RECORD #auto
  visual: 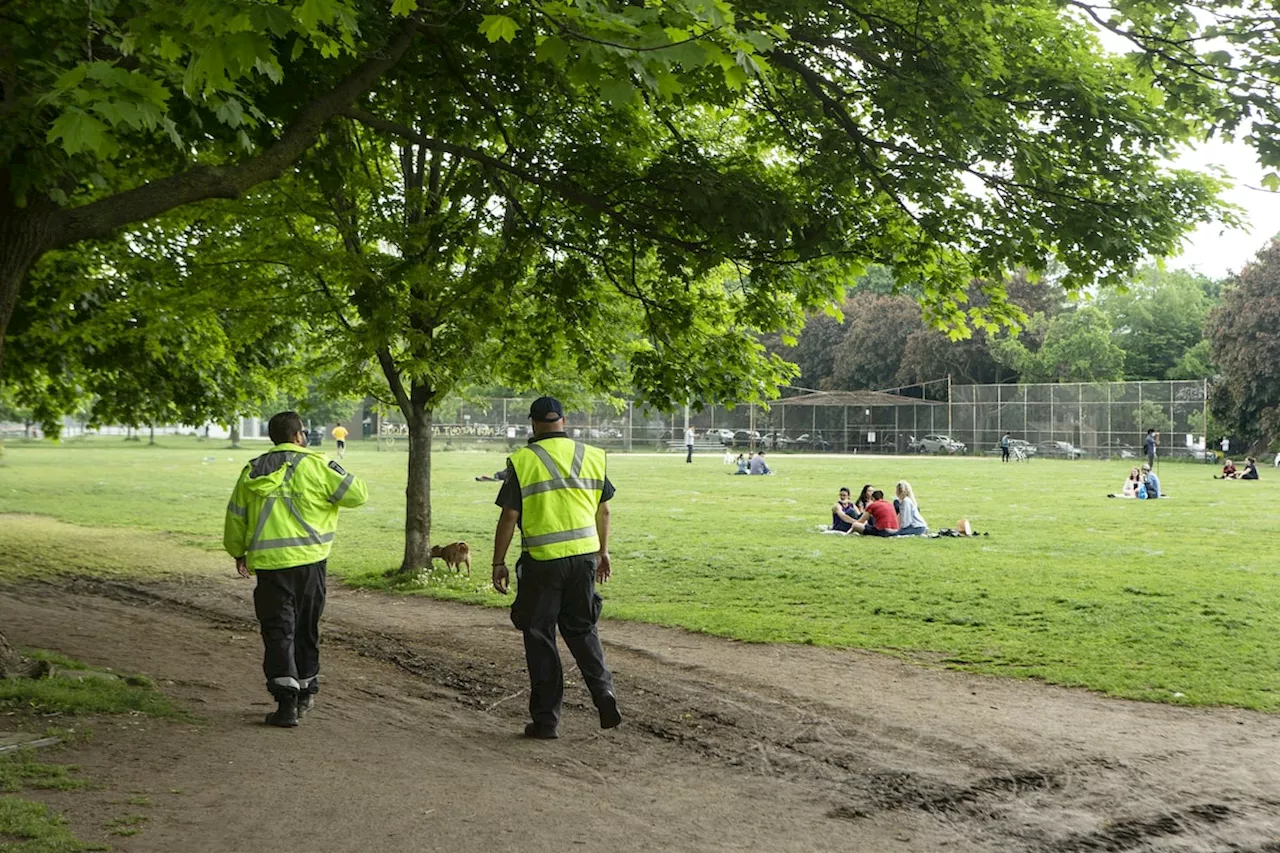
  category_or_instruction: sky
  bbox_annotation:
[1167,139,1280,278]
[1079,12,1280,280]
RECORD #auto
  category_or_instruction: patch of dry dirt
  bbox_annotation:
[3,576,1280,853]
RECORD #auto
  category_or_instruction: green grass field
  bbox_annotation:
[2,436,1278,709]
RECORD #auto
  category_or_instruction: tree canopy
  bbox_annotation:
[1209,238,1280,450]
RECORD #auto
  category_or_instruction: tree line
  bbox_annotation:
[774,263,1222,394]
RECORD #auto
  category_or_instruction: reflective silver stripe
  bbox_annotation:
[328,473,354,504]
[282,496,327,545]
[281,453,303,483]
[521,478,606,498]
[227,502,247,518]
[570,442,585,478]
[268,676,300,691]
[249,497,277,551]
[526,443,564,480]
[249,532,336,551]
[521,526,597,548]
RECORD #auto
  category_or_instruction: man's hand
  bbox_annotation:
[492,563,510,595]
[596,552,612,584]
[235,557,250,579]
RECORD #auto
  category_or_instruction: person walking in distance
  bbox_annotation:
[1144,428,1158,469]
[223,411,368,727]
[1000,431,1011,463]
[684,425,696,463]
[491,396,621,739]
[331,422,349,459]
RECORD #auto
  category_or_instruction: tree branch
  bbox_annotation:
[50,18,423,250]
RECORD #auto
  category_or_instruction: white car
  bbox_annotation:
[910,434,966,454]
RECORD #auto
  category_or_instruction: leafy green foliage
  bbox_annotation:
[991,306,1126,383]
[2,214,303,437]
[1208,238,1280,449]
[1097,266,1218,380]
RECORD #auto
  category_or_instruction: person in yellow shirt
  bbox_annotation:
[331,423,349,459]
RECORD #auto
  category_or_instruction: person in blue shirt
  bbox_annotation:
[1000,432,1011,462]
[1141,463,1162,498]
[1144,429,1158,468]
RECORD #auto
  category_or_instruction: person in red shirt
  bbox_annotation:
[847,489,900,537]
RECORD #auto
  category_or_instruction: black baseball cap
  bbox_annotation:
[529,396,564,422]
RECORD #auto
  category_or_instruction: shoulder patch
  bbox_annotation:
[328,460,347,476]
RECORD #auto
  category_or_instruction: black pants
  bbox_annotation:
[686,444,693,463]
[510,553,613,728]
[253,560,327,699]
[1001,446,1009,462]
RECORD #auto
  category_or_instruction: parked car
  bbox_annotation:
[794,433,831,451]
[1098,440,1137,459]
[1167,446,1217,462]
[731,429,761,446]
[909,434,966,454]
[759,432,793,449]
[707,428,736,444]
[1043,440,1085,459]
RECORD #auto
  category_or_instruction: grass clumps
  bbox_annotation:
[0,752,86,794]
[0,652,181,720]
[0,797,105,853]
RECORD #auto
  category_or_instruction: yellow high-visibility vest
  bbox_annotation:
[509,437,606,560]
[223,444,368,570]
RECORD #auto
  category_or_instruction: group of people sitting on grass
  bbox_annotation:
[824,481,928,537]
[731,451,773,475]
[1216,457,1260,480]
[1109,463,1163,499]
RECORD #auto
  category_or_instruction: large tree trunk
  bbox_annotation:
[400,404,433,574]
[0,203,52,371]
[229,421,241,449]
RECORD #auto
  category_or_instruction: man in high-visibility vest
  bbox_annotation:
[224,411,368,727]
[492,396,620,739]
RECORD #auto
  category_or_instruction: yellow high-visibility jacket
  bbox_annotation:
[509,437,606,560]
[223,444,368,571]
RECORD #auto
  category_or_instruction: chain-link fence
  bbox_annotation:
[947,380,1212,460]
[374,381,1211,459]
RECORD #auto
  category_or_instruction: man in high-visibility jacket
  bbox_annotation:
[224,411,368,727]
[492,396,620,739]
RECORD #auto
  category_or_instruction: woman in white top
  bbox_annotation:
[894,480,929,536]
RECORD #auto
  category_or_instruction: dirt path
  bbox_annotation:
[3,576,1279,853]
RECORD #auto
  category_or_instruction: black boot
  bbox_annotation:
[297,692,315,716]
[596,692,621,729]
[265,693,299,727]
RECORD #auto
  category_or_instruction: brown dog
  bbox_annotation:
[430,541,471,577]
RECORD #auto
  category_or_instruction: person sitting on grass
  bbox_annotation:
[1109,467,1145,498]
[825,487,859,534]
[1240,456,1260,480]
[733,453,750,475]
[1216,459,1238,480]
[853,484,874,516]
[848,489,899,536]
[475,469,510,482]
[893,480,929,536]
[749,450,773,475]
[1141,463,1162,498]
